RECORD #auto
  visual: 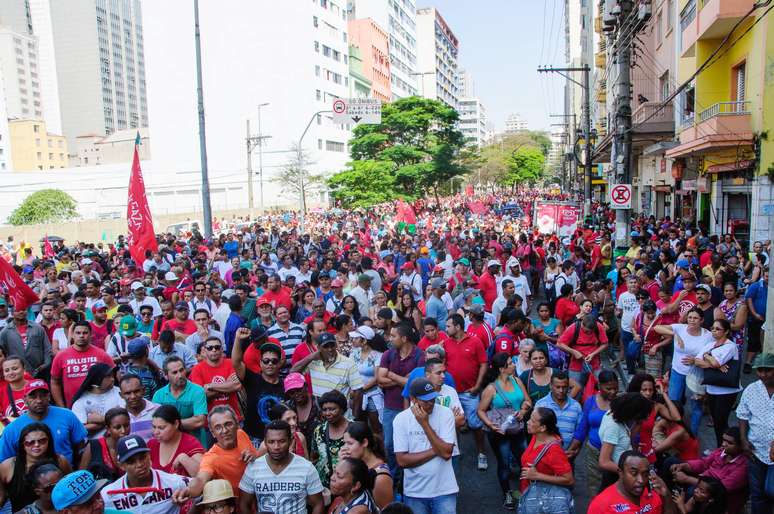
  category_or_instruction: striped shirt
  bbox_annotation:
[307,354,363,397]
[267,322,306,362]
[535,394,583,449]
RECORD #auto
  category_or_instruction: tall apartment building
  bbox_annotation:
[349,0,418,99]
[28,0,148,150]
[416,7,459,109]
[348,18,391,102]
[458,97,488,148]
[0,28,43,120]
[504,113,528,133]
[143,0,351,209]
[457,68,475,98]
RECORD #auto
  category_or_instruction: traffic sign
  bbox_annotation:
[609,184,632,209]
[331,98,382,125]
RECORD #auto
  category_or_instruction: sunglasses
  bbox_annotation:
[141,311,152,316]
[24,437,49,447]
[205,345,222,351]
[261,358,279,365]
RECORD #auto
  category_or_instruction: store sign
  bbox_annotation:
[696,177,709,193]
[683,180,697,191]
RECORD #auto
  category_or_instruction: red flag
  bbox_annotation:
[467,200,488,215]
[0,258,39,311]
[43,236,54,258]
[397,200,417,225]
[126,133,157,265]
[465,184,474,196]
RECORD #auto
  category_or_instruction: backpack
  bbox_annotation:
[570,319,600,346]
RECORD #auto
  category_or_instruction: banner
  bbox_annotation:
[0,258,39,311]
[126,133,158,265]
[535,203,558,234]
[467,200,488,216]
[557,205,581,237]
[396,200,417,225]
[43,236,54,258]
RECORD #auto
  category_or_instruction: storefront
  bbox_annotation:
[706,159,754,246]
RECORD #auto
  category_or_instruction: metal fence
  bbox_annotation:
[697,101,751,123]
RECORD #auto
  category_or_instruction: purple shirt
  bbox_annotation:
[379,346,425,410]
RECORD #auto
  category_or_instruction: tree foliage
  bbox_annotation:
[8,189,78,225]
[466,131,552,190]
[328,97,467,207]
[271,144,325,213]
[500,146,545,190]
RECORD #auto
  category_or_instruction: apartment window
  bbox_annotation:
[314,41,319,52]
[659,71,670,101]
[33,125,39,133]
[318,139,323,150]
[36,152,42,159]
[48,153,53,160]
[48,139,52,148]
[325,140,345,152]
[59,140,63,148]
[667,0,674,30]
[323,45,331,57]
[733,61,746,103]
[313,16,318,27]
[320,0,327,8]
[315,65,320,77]
[316,89,321,100]
[35,138,40,146]
[59,153,64,160]
[317,114,322,125]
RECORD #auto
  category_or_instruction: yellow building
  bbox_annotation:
[9,119,68,171]
[668,0,773,245]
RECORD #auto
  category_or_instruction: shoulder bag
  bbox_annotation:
[484,378,524,436]
[518,441,574,514]
[702,343,741,388]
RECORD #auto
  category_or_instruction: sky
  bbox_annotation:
[430,0,566,133]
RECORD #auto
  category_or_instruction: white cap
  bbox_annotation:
[81,258,93,265]
[487,259,501,268]
[130,281,144,291]
[349,325,375,341]
[506,256,520,269]
[164,271,177,281]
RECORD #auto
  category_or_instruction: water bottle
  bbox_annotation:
[502,413,517,429]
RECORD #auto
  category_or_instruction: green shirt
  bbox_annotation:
[152,381,209,446]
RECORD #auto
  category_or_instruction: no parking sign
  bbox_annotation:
[609,184,632,209]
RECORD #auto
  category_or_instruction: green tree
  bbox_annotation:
[8,189,78,225]
[327,160,396,208]
[328,96,467,206]
[500,146,545,191]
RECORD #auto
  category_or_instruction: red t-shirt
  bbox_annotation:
[478,272,499,311]
[670,290,698,320]
[161,318,198,336]
[494,327,522,357]
[417,331,451,351]
[41,321,61,346]
[588,483,663,514]
[0,382,28,420]
[444,335,487,392]
[557,321,608,371]
[555,297,580,328]
[290,342,316,395]
[466,324,493,352]
[189,358,242,417]
[16,324,28,349]
[51,345,114,406]
[148,432,205,477]
[89,321,112,350]
[519,437,572,493]
[261,288,293,312]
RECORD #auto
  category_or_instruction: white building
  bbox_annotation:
[415,7,459,109]
[504,113,528,134]
[0,28,42,119]
[0,76,11,171]
[350,0,418,99]
[142,0,351,210]
[28,0,148,149]
[457,68,475,98]
[458,97,488,148]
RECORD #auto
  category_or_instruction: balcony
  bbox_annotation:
[632,101,675,134]
[666,101,753,157]
[681,0,754,57]
[595,50,606,68]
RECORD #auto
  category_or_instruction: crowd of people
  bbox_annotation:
[0,192,771,514]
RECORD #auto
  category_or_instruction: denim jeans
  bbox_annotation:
[621,330,638,374]
[457,392,484,430]
[667,369,703,435]
[382,407,402,487]
[404,493,458,514]
[487,431,525,494]
[749,455,773,514]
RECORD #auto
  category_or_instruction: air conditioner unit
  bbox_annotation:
[638,3,652,22]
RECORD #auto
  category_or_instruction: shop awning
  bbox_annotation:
[705,159,755,174]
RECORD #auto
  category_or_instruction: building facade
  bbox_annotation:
[0,27,43,120]
[74,127,149,167]
[348,18,391,102]
[457,68,475,98]
[9,118,66,170]
[350,0,418,99]
[415,7,459,108]
[28,0,148,150]
[458,97,488,148]
[504,113,529,133]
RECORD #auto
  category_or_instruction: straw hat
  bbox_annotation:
[200,480,236,505]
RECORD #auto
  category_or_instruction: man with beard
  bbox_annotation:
[232,327,286,447]
[102,434,189,514]
[239,420,324,514]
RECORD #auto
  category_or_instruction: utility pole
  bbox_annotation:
[193,0,212,238]
[550,114,577,193]
[245,103,271,219]
[538,65,592,216]
[297,110,332,233]
[612,0,635,251]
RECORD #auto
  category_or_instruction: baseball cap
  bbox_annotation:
[487,259,501,268]
[80,258,93,265]
[0,298,6,306]
[456,257,470,267]
[256,296,273,307]
[409,377,438,401]
[676,259,690,269]
[91,300,107,312]
[401,262,414,271]
[250,325,268,342]
[175,301,189,311]
[51,471,107,510]
[23,379,49,396]
[116,434,150,463]
[430,277,446,290]
[468,304,484,315]
[130,281,144,291]
[696,284,711,293]
[22,265,34,274]
[358,273,372,282]
[318,333,337,347]
[420,247,429,254]
[127,336,150,357]
[432,264,445,273]
[101,286,116,296]
[349,325,375,341]
[259,340,283,354]
[200,479,236,506]
[284,372,307,392]
[164,271,177,281]
[118,315,137,337]
[751,352,774,370]
[331,278,344,288]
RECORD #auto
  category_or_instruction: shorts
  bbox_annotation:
[458,392,484,430]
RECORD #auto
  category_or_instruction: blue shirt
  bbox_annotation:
[535,394,583,449]
[401,367,456,398]
[745,279,768,318]
[223,312,244,356]
[223,240,239,259]
[573,394,608,449]
[425,296,448,328]
[0,407,87,464]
